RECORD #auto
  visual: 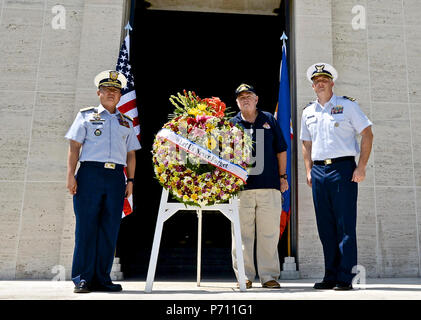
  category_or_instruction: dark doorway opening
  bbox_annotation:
[117,2,290,280]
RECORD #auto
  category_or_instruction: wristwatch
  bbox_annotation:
[127,178,135,184]
[280,174,288,180]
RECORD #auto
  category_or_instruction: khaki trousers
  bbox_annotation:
[231,188,282,284]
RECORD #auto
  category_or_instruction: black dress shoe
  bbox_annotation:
[91,282,122,292]
[74,280,90,293]
[313,280,336,290]
[334,282,353,291]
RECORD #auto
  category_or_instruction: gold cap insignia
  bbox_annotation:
[109,71,118,81]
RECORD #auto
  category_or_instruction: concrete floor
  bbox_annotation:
[1,278,421,300]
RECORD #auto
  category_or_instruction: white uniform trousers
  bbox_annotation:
[231,188,282,284]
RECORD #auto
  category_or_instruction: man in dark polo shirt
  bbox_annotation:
[230,84,289,289]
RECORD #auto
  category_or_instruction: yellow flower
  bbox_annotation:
[207,137,217,150]
[197,103,207,111]
[183,195,189,202]
[157,164,165,174]
[206,123,215,131]
[191,194,198,200]
[188,108,200,116]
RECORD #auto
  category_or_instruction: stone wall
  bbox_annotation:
[0,0,283,281]
[296,0,421,278]
[1,0,420,280]
[0,0,126,280]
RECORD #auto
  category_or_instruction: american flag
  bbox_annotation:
[116,33,140,218]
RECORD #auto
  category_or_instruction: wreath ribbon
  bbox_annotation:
[157,128,248,183]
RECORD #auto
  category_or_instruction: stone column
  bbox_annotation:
[295,0,421,278]
[58,0,127,280]
[0,0,126,280]
[294,0,334,279]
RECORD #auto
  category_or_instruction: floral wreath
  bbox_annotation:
[152,90,253,206]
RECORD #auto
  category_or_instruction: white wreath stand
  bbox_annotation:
[145,188,247,292]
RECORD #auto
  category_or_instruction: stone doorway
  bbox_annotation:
[116,3,290,280]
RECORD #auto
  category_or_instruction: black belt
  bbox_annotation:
[313,156,354,166]
[81,161,124,170]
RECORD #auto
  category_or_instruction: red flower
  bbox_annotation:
[187,117,196,125]
[203,97,226,118]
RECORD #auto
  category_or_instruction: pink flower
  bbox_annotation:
[196,115,212,122]
[190,127,206,138]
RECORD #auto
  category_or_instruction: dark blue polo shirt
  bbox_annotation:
[230,110,287,190]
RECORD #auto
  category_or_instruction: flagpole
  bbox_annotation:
[113,22,133,276]
[114,21,132,265]
[278,30,299,279]
[281,31,287,47]
[287,220,291,256]
[280,31,291,258]
[124,22,132,37]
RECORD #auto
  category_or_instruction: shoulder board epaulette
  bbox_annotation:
[303,101,314,109]
[343,96,356,102]
[80,106,95,112]
[122,113,133,122]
